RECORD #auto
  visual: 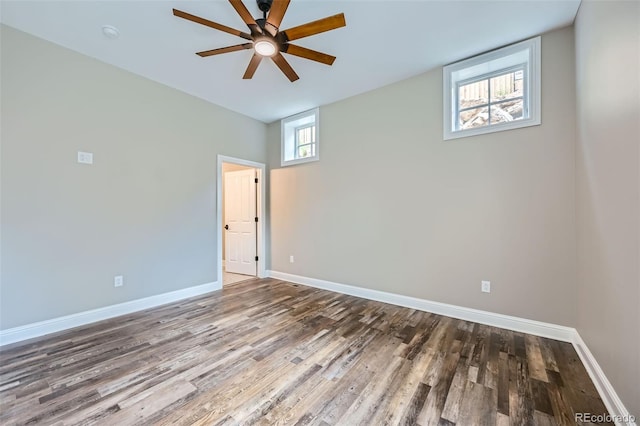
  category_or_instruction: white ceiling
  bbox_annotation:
[0,0,580,123]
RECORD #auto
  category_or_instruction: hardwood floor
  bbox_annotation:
[223,269,255,286]
[0,278,610,425]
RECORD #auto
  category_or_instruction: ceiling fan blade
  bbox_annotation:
[272,52,299,82]
[283,44,336,66]
[243,53,263,79]
[173,9,252,41]
[265,0,291,36]
[197,43,253,57]
[229,0,262,35]
[281,13,346,42]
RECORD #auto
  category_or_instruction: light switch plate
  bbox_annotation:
[77,151,93,164]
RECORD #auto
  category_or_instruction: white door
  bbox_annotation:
[224,169,257,276]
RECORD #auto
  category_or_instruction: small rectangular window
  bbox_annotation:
[444,36,541,140]
[281,108,319,166]
[457,66,525,129]
[295,124,316,159]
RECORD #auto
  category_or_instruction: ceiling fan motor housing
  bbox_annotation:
[257,0,273,13]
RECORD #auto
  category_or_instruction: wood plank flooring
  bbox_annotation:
[0,278,611,425]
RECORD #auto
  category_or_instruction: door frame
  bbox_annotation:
[216,155,266,285]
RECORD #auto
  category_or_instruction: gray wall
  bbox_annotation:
[2,9,638,416]
[575,0,640,417]
[268,27,577,326]
[0,25,267,329]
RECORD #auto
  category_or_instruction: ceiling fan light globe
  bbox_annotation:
[254,39,277,57]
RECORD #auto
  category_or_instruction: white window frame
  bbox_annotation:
[281,108,320,167]
[443,36,541,140]
[294,123,316,160]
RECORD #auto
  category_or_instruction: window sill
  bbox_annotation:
[281,156,320,167]
[443,116,541,140]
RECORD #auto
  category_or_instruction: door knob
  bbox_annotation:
[224,224,229,230]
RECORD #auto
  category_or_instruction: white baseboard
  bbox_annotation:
[572,333,638,426]
[267,270,636,425]
[268,270,574,341]
[0,281,221,347]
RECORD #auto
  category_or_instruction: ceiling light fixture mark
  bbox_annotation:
[101,25,120,39]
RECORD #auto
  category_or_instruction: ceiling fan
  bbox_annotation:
[173,0,346,82]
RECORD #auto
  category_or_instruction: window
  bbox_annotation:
[294,124,316,159]
[443,36,541,140]
[281,108,319,166]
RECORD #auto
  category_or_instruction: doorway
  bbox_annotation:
[217,155,266,287]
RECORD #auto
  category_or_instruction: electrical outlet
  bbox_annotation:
[289,255,295,263]
[481,280,491,293]
[114,275,124,287]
